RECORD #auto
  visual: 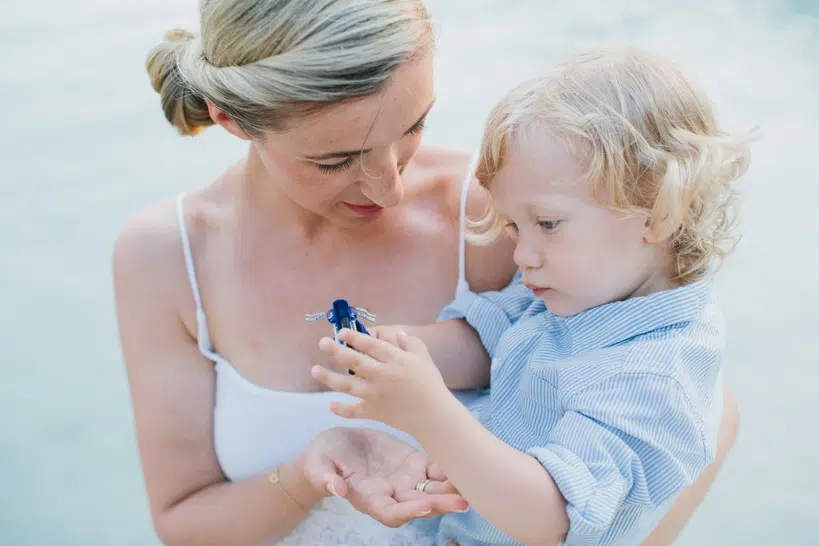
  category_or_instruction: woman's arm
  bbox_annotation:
[638,384,740,546]
[113,205,322,546]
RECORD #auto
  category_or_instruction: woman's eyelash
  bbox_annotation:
[538,220,560,231]
[317,156,354,173]
[408,118,426,135]
[316,119,425,174]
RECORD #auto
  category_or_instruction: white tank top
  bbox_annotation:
[174,156,480,545]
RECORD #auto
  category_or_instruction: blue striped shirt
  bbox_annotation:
[425,271,725,546]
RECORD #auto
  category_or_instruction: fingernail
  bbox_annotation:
[417,509,432,516]
[456,507,469,513]
[326,483,339,497]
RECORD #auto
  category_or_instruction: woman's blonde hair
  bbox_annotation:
[470,47,758,284]
[146,0,432,138]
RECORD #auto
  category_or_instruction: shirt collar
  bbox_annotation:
[546,279,714,353]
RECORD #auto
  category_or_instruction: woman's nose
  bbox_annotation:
[361,150,404,207]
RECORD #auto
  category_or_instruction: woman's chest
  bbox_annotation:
[200,232,461,392]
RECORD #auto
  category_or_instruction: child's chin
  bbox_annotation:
[542,296,587,318]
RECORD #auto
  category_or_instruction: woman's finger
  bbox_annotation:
[392,488,469,516]
[354,493,434,528]
[302,453,348,498]
[426,461,449,482]
[417,480,460,496]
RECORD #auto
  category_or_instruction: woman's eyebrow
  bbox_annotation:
[303,99,436,161]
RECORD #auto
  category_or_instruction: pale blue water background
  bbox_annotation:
[1,0,817,544]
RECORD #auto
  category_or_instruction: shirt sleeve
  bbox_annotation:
[437,269,535,358]
[528,373,710,546]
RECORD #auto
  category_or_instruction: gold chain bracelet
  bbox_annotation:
[268,466,308,513]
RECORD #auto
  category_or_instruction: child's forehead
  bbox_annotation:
[490,128,590,200]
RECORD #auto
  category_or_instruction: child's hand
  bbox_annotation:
[312,328,454,435]
[368,325,407,347]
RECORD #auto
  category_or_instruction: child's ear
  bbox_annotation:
[643,214,679,244]
[206,99,252,141]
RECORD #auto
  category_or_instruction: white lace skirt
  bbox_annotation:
[274,495,437,546]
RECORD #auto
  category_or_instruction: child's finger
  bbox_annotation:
[318,337,381,377]
[372,327,401,346]
[311,365,372,399]
[337,329,407,363]
[328,400,367,420]
[396,331,430,357]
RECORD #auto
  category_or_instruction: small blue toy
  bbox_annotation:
[306,299,376,374]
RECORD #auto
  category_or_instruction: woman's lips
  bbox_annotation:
[344,202,384,215]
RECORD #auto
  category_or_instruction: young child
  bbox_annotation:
[311,47,755,545]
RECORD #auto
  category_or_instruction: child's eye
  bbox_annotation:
[537,220,560,232]
[317,156,355,174]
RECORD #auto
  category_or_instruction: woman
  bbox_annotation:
[113,0,740,544]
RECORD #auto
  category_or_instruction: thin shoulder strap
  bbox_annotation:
[175,192,214,357]
[456,151,480,297]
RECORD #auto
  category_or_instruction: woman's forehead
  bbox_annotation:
[286,53,435,154]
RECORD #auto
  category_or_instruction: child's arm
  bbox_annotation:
[417,393,571,546]
[371,269,535,390]
[312,330,569,545]
[313,332,712,546]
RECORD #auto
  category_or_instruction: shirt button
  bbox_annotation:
[470,409,481,419]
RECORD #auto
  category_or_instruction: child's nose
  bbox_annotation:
[513,237,543,270]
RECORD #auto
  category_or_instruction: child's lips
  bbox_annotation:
[524,282,551,296]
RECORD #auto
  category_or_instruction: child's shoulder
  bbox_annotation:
[545,299,725,402]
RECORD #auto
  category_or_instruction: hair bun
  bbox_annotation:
[146,28,213,136]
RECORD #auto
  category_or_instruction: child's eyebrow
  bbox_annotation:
[527,198,573,215]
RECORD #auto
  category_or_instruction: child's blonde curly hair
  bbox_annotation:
[469,48,758,284]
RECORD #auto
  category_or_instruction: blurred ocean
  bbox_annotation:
[1,0,817,544]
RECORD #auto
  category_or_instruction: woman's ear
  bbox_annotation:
[205,99,252,140]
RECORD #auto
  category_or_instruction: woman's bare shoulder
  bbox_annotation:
[112,192,207,331]
[404,145,472,206]
[113,186,224,282]
[406,146,517,292]
[114,197,184,276]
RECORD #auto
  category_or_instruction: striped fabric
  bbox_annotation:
[428,271,725,546]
